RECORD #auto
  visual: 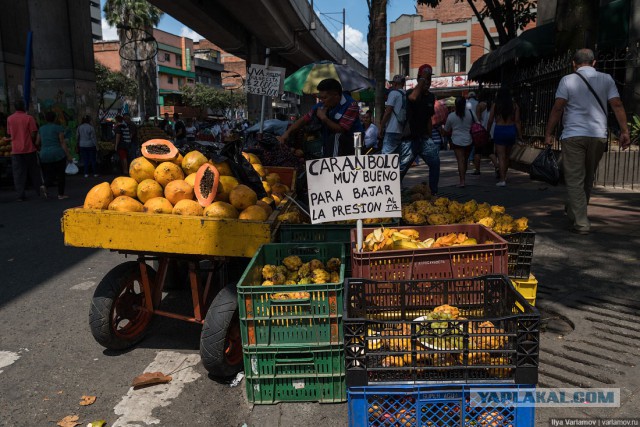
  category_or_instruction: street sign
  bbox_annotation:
[246,65,285,97]
[305,154,402,224]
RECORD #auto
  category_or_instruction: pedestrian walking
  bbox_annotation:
[185,117,197,142]
[442,96,474,188]
[362,110,379,152]
[473,90,499,178]
[398,64,441,195]
[173,113,186,147]
[77,115,98,177]
[378,75,406,155]
[5,100,45,201]
[488,87,522,187]
[113,115,131,175]
[123,113,139,162]
[37,111,73,199]
[545,48,631,235]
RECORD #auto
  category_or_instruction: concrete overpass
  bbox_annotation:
[148,0,368,77]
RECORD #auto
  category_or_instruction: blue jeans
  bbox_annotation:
[381,132,402,154]
[399,137,441,194]
[79,146,97,175]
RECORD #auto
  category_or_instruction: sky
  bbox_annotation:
[99,0,417,66]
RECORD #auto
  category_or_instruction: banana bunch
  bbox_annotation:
[362,228,479,251]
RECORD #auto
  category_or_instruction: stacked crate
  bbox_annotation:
[345,225,539,427]
[503,229,538,305]
[237,243,347,403]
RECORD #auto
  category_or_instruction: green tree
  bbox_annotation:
[95,62,138,120]
[103,0,163,117]
[181,83,246,117]
[417,0,536,48]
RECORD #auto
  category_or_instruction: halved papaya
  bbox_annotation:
[194,163,220,207]
[141,139,179,161]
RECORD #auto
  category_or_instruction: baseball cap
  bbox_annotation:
[418,64,433,76]
[468,91,477,98]
[391,74,405,83]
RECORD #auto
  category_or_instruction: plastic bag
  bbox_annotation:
[65,162,79,175]
[530,146,560,186]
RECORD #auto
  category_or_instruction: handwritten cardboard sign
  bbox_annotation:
[246,65,284,97]
[305,155,402,224]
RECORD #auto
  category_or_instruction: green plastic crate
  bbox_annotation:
[244,344,346,404]
[238,243,346,347]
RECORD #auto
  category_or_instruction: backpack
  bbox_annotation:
[469,109,490,148]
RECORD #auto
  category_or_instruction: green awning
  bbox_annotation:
[159,89,182,95]
[468,23,556,82]
[158,65,195,78]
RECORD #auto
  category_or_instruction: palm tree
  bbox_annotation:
[103,0,163,118]
[366,0,387,124]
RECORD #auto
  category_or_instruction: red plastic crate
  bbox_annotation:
[350,225,508,281]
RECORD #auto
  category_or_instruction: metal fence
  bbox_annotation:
[506,47,640,190]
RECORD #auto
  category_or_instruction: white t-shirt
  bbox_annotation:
[556,66,620,139]
[444,111,473,147]
[384,89,405,134]
[364,123,379,148]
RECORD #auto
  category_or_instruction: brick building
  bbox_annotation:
[93,29,246,116]
[390,0,534,93]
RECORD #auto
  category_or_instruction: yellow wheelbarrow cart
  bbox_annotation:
[62,207,281,378]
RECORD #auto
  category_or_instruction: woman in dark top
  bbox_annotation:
[487,87,522,187]
[37,111,72,199]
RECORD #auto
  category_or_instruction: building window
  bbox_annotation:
[167,75,173,84]
[442,48,466,74]
[178,77,183,86]
[187,78,194,84]
[163,53,170,62]
[176,54,182,67]
[397,47,410,78]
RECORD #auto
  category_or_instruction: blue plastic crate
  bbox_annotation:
[348,384,535,427]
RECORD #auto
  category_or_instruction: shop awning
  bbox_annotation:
[468,23,556,82]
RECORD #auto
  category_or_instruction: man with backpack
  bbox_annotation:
[378,75,407,154]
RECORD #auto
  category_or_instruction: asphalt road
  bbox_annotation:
[1,150,639,426]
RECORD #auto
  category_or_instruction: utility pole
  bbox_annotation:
[342,8,346,64]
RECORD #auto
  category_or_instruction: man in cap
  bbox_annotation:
[378,74,407,154]
[399,64,440,195]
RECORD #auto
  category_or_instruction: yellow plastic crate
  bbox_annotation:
[512,273,538,307]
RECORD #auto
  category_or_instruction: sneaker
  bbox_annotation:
[496,181,506,187]
[84,174,89,178]
[472,170,480,175]
[93,174,99,177]
[40,185,48,199]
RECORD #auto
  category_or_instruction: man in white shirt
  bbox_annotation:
[378,75,406,154]
[545,48,630,235]
[361,110,378,151]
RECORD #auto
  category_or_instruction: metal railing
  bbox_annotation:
[505,47,640,189]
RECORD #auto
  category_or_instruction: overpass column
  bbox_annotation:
[28,0,97,152]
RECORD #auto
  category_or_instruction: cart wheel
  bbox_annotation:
[89,261,158,350]
[200,282,243,378]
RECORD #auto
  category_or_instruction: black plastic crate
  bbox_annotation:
[502,229,535,279]
[343,275,539,386]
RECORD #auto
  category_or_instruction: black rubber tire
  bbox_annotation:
[200,282,243,378]
[89,261,157,350]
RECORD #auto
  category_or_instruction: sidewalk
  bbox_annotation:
[406,150,640,422]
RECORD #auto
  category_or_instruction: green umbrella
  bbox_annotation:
[284,61,373,95]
